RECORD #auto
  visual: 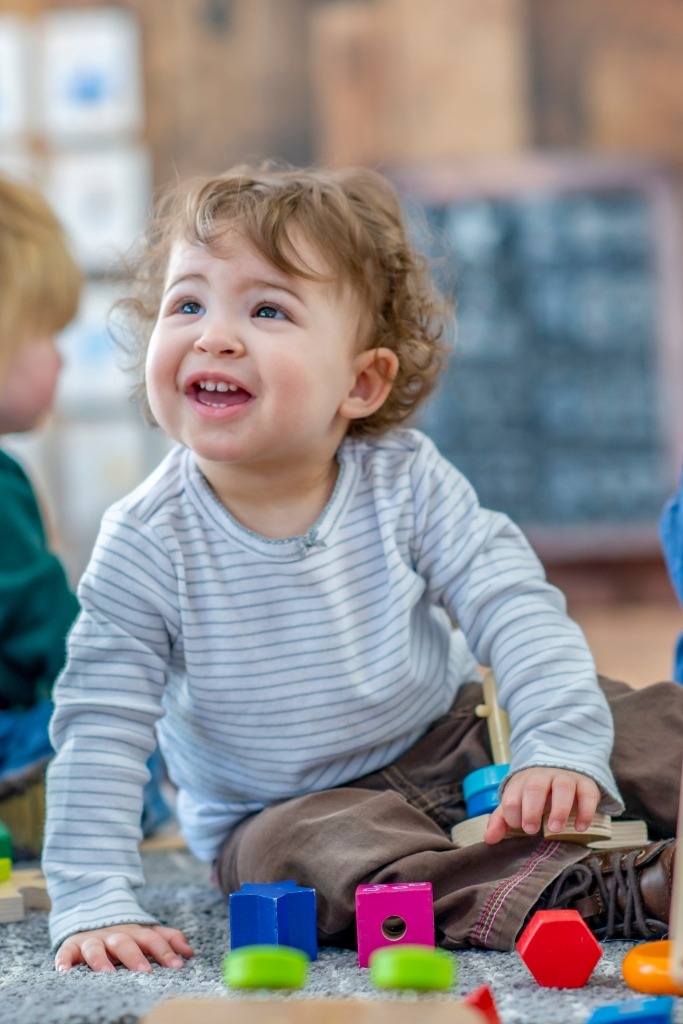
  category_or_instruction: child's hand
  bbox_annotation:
[54,923,195,973]
[483,767,600,845]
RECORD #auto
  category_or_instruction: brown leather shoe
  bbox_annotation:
[540,839,675,940]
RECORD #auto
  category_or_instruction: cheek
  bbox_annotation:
[144,336,173,402]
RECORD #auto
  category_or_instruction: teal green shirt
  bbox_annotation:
[0,449,79,709]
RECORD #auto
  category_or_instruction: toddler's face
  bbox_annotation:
[0,333,62,434]
[145,230,365,480]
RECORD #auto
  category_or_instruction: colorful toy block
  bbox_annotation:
[585,995,675,1023]
[516,909,602,988]
[355,881,434,968]
[229,880,317,960]
[369,944,455,991]
[222,944,309,989]
[0,821,12,883]
[462,764,509,818]
[463,985,502,1023]
[141,997,490,1024]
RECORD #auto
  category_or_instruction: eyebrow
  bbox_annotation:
[163,272,207,295]
[164,271,306,303]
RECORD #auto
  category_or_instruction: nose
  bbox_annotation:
[193,318,246,358]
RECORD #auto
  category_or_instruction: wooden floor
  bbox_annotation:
[548,557,681,689]
[572,600,681,688]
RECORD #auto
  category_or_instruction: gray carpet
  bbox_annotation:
[2,849,682,1024]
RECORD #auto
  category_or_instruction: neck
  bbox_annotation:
[196,454,342,539]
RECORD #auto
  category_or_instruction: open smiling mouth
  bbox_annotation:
[194,380,252,408]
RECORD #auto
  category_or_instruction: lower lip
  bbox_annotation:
[186,391,253,419]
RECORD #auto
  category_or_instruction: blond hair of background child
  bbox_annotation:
[0,174,81,797]
[44,164,681,974]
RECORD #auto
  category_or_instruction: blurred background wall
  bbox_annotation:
[1,0,683,631]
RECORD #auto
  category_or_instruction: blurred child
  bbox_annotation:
[661,471,683,682]
[44,164,682,974]
[0,175,81,796]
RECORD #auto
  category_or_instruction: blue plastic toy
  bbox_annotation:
[462,763,509,818]
[585,995,675,1023]
[229,880,318,960]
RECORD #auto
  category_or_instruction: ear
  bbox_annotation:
[339,347,399,422]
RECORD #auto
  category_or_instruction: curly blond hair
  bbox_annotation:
[114,163,450,437]
[0,174,82,377]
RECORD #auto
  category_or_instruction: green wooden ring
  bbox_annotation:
[369,944,456,991]
[222,944,309,989]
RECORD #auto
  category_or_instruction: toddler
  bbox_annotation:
[0,175,81,794]
[44,164,682,973]
[661,470,683,682]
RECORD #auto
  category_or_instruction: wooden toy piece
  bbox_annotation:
[475,671,511,765]
[463,985,501,1024]
[229,880,317,960]
[222,944,309,989]
[516,909,602,988]
[537,810,612,845]
[0,866,50,924]
[622,756,683,996]
[369,943,455,991]
[140,997,489,1024]
[588,819,650,851]
[0,878,23,923]
[355,881,434,968]
[451,810,613,848]
[464,671,620,845]
[670,769,683,988]
[13,867,50,911]
[585,995,675,1023]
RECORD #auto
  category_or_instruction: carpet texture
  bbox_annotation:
[1,849,681,1024]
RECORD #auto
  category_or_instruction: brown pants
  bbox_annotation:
[215,678,683,951]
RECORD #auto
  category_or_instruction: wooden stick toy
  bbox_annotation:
[622,756,683,995]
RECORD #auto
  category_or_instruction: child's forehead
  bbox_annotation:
[166,225,340,288]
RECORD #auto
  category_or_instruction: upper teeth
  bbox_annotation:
[198,380,238,392]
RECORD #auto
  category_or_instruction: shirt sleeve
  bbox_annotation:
[409,436,623,814]
[0,453,79,709]
[43,508,180,949]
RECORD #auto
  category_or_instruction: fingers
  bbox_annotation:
[54,924,194,973]
[55,938,94,973]
[143,927,192,969]
[571,776,601,833]
[476,768,603,847]
[483,805,509,844]
[498,773,548,836]
[154,925,196,961]
[544,773,577,834]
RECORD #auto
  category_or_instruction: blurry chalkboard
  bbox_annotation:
[394,157,683,559]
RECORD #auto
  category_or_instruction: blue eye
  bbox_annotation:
[255,304,285,319]
[180,300,203,315]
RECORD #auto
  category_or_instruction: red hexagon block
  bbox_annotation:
[517,909,602,988]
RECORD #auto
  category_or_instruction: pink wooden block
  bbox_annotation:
[355,882,435,967]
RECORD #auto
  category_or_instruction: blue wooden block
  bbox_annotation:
[585,995,675,1023]
[229,881,318,961]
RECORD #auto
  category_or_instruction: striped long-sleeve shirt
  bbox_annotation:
[44,428,623,947]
